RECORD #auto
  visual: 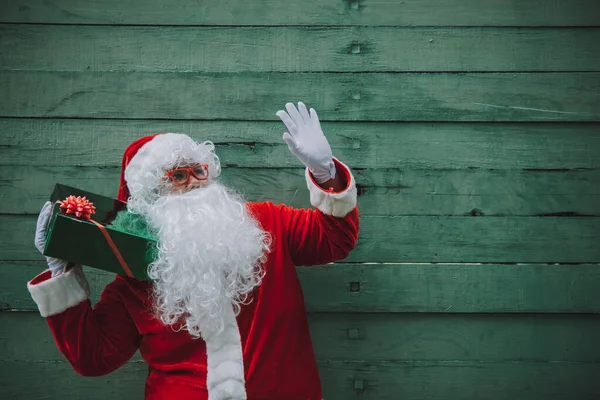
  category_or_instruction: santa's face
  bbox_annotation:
[128,162,271,338]
[162,163,211,195]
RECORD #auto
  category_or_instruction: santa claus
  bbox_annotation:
[28,102,359,399]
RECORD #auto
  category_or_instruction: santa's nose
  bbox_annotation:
[185,175,208,190]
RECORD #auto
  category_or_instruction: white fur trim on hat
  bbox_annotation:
[306,158,357,217]
[27,266,90,317]
[124,133,221,202]
[201,305,247,400]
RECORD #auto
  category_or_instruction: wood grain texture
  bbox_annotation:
[2,0,599,26]
[1,0,599,398]
[4,263,600,313]
[2,71,599,121]
[2,166,599,217]
[3,119,599,169]
[3,25,600,72]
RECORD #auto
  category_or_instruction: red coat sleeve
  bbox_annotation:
[282,205,359,266]
[28,267,142,376]
[269,158,360,266]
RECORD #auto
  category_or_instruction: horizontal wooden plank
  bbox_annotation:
[3,119,600,169]
[2,166,599,217]
[2,0,598,26]
[2,72,599,121]
[3,311,600,362]
[3,216,600,263]
[0,359,598,400]
[318,360,600,400]
[348,216,600,263]
[300,263,600,313]
[4,263,600,313]
[310,313,600,362]
[3,26,600,72]
[0,361,146,399]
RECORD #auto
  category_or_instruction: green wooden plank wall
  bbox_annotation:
[1,0,599,399]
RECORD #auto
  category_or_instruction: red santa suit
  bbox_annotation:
[27,146,359,400]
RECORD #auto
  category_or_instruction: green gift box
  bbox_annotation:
[43,184,157,280]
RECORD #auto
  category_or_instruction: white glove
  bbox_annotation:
[34,201,68,277]
[276,102,336,184]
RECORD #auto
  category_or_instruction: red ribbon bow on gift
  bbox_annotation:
[58,196,134,278]
[58,195,96,219]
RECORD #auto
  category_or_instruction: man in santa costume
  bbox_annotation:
[28,102,359,399]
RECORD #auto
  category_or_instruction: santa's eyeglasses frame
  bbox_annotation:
[163,164,209,185]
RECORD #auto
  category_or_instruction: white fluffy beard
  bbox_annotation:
[131,182,271,338]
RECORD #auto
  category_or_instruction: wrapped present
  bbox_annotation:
[43,184,157,280]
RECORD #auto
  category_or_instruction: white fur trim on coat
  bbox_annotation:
[27,266,90,317]
[201,304,247,400]
[306,158,357,217]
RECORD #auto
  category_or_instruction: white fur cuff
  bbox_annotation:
[306,158,357,217]
[27,266,90,317]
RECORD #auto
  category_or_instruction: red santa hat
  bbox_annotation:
[118,133,161,202]
[118,133,221,203]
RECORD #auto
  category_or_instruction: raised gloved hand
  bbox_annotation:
[276,102,336,184]
[34,201,68,277]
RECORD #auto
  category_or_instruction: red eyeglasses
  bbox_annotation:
[164,164,209,185]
